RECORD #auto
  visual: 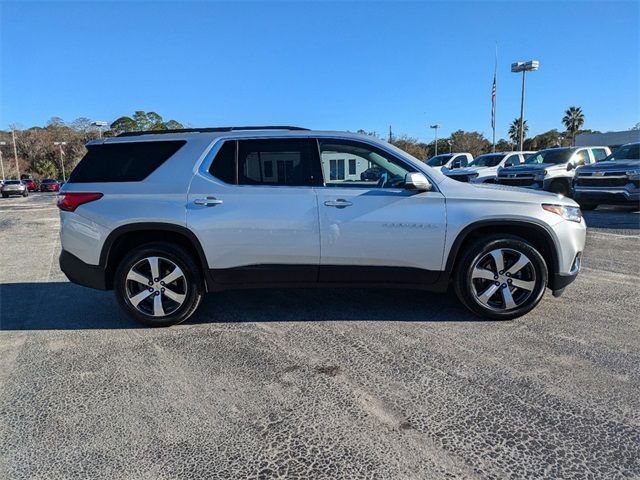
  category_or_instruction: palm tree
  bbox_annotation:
[562,106,585,145]
[508,118,528,146]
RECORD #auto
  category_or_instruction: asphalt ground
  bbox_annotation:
[1,192,639,479]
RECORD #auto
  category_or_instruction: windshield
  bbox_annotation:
[4,180,21,185]
[525,149,573,165]
[469,154,505,167]
[602,144,640,162]
[427,154,453,167]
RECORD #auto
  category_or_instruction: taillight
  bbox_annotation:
[57,192,103,212]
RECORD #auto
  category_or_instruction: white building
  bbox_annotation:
[575,130,639,149]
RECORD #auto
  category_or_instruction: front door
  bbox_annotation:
[314,138,447,284]
[187,137,322,284]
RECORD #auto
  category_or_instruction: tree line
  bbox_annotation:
[0,106,618,180]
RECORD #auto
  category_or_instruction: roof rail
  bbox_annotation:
[117,126,309,137]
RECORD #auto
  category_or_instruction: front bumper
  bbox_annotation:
[574,187,640,205]
[60,250,108,290]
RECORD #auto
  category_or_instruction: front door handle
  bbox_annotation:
[194,196,223,207]
[324,199,353,208]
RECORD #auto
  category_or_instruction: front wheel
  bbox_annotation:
[454,236,548,320]
[114,242,204,327]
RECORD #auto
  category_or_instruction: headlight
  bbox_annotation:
[542,204,582,223]
[626,169,640,180]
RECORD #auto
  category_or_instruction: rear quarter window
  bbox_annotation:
[68,140,186,183]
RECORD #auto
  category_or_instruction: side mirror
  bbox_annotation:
[567,163,575,171]
[405,172,432,192]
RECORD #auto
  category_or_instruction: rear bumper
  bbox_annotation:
[60,250,108,290]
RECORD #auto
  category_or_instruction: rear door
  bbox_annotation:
[187,137,322,284]
[314,138,447,284]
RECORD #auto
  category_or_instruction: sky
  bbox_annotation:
[1,0,639,142]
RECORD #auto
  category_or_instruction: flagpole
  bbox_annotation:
[492,43,497,152]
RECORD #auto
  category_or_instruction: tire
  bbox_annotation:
[114,242,204,327]
[23,191,28,197]
[549,180,570,197]
[579,203,598,211]
[454,235,548,320]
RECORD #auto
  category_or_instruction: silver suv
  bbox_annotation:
[58,127,586,326]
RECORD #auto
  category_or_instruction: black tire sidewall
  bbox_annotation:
[454,236,548,320]
[114,242,203,327]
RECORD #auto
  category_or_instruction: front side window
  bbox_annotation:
[573,150,590,166]
[319,139,417,188]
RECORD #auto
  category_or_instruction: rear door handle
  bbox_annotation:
[324,199,353,208]
[194,196,223,207]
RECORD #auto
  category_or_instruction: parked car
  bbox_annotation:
[573,142,640,210]
[496,146,611,196]
[58,126,585,327]
[444,151,535,183]
[426,153,473,172]
[22,178,39,192]
[39,178,60,192]
[1,179,29,198]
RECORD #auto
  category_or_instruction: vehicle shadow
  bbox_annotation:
[0,282,478,331]
[583,206,640,230]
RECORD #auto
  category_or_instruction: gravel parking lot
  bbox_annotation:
[1,193,639,479]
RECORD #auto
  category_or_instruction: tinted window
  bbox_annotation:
[603,144,640,161]
[69,141,185,183]
[427,154,453,167]
[209,140,236,184]
[319,139,417,188]
[591,148,608,162]
[469,154,505,167]
[237,139,319,186]
[525,149,573,165]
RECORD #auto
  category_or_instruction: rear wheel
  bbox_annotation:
[114,242,204,327]
[22,191,28,197]
[2,194,7,198]
[454,236,548,320]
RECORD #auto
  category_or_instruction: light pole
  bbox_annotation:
[91,120,108,138]
[447,139,453,153]
[11,129,20,178]
[0,141,6,180]
[511,60,539,151]
[54,142,67,181]
[430,124,441,156]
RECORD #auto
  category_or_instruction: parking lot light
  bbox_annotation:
[511,60,540,151]
[430,124,441,156]
[91,120,108,139]
[0,141,6,180]
[54,141,68,181]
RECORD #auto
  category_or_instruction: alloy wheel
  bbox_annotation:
[470,248,536,311]
[125,256,187,317]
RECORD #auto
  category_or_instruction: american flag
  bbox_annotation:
[491,73,496,129]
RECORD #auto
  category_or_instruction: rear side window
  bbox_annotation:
[68,141,186,183]
[209,141,237,184]
[237,139,319,186]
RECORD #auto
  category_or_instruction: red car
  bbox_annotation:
[23,178,39,191]
[39,179,60,192]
